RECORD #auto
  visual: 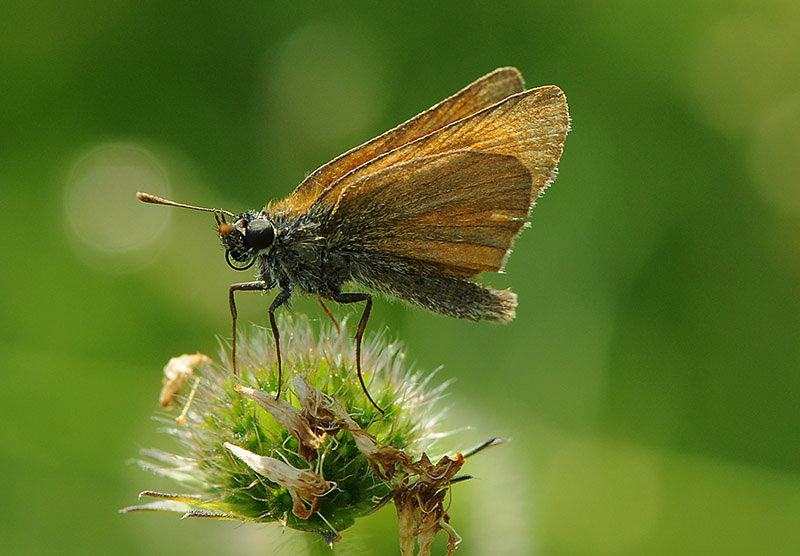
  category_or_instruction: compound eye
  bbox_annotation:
[225,250,255,271]
[245,218,275,251]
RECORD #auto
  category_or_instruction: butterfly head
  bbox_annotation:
[218,211,275,271]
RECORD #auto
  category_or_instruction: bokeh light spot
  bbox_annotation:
[749,94,800,215]
[265,21,387,154]
[691,15,800,137]
[64,144,171,271]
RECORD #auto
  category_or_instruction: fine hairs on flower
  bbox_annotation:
[124,315,504,555]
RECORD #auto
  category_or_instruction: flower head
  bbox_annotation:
[123,315,486,554]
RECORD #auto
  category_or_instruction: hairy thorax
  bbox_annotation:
[256,208,351,297]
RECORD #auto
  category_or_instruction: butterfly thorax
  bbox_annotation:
[255,206,351,298]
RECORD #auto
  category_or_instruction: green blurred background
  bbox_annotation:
[2,1,799,555]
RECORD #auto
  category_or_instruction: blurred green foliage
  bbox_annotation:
[1,1,799,555]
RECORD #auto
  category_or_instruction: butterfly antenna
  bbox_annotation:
[137,192,235,218]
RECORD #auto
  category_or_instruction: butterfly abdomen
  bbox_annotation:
[351,252,517,322]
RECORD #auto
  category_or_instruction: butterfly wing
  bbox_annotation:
[272,67,525,214]
[318,85,569,277]
[325,149,533,277]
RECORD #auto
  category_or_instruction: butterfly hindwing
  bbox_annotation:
[326,149,532,277]
[316,85,569,276]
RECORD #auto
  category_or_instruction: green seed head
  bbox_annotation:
[124,315,459,548]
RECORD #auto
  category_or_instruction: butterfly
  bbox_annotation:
[139,67,570,413]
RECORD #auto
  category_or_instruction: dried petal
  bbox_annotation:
[294,374,336,418]
[331,397,411,479]
[234,384,323,461]
[294,374,343,435]
[159,353,211,407]
[224,442,333,519]
[394,453,465,556]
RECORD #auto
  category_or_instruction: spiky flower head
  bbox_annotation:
[123,315,493,555]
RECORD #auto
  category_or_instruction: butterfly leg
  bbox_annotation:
[268,289,292,399]
[331,292,383,414]
[318,298,340,335]
[229,281,271,376]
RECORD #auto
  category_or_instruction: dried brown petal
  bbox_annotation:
[328,397,411,479]
[394,453,465,556]
[224,442,333,519]
[234,385,323,461]
[293,374,344,438]
[293,374,336,418]
[159,353,211,407]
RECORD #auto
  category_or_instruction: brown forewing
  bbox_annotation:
[318,85,568,211]
[273,67,526,214]
[327,149,532,277]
